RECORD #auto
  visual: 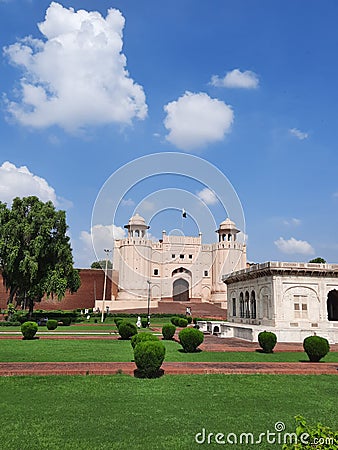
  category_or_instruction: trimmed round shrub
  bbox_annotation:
[21,321,38,340]
[134,340,166,378]
[179,328,204,353]
[303,335,330,362]
[118,320,138,340]
[178,317,188,328]
[258,331,277,353]
[141,318,148,328]
[46,319,58,330]
[114,317,123,327]
[162,323,176,340]
[186,316,192,324]
[131,332,159,349]
[61,317,71,326]
[170,317,179,326]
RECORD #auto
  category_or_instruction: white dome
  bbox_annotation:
[218,218,239,232]
[125,213,149,229]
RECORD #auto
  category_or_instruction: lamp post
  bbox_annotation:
[147,280,152,327]
[101,249,112,323]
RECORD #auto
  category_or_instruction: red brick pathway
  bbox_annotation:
[0,361,337,376]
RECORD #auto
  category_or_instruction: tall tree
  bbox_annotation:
[309,257,326,264]
[91,260,112,269]
[0,196,80,315]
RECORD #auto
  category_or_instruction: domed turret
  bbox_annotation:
[124,213,150,238]
[216,218,240,242]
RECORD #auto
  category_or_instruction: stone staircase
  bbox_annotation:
[111,301,227,320]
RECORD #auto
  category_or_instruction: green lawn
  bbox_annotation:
[0,317,173,333]
[1,339,338,362]
[0,374,337,449]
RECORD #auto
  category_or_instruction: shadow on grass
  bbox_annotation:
[134,368,165,379]
[178,348,202,353]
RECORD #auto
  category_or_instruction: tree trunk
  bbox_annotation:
[28,298,34,319]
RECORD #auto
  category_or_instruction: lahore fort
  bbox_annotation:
[1,212,337,342]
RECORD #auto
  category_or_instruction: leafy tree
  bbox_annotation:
[0,196,80,316]
[309,257,326,264]
[91,260,112,269]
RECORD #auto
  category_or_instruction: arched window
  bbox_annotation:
[245,291,250,318]
[250,291,256,319]
[232,298,236,317]
[327,290,338,321]
[239,292,244,318]
[134,230,140,237]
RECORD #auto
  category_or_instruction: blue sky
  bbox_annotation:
[1,0,338,267]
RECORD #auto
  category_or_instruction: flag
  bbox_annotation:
[182,208,187,218]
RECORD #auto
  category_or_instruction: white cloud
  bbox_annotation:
[164,91,233,151]
[3,2,147,132]
[80,223,125,262]
[210,69,259,89]
[289,128,309,140]
[0,161,70,207]
[283,218,302,227]
[274,237,315,255]
[332,192,338,199]
[197,188,218,205]
[120,198,135,207]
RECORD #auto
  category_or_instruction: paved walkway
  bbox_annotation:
[0,361,337,376]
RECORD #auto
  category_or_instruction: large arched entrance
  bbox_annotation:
[327,290,338,321]
[173,278,189,302]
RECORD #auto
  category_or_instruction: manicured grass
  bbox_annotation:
[0,317,172,333]
[0,374,337,449]
[1,339,338,363]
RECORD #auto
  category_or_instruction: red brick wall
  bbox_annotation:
[0,269,118,311]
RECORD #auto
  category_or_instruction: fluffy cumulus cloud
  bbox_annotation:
[80,223,125,260]
[197,188,218,205]
[3,2,147,132]
[164,92,233,151]
[274,237,315,255]
[0,161,69,207]
[210,69,259,89]
[289,128,309,140]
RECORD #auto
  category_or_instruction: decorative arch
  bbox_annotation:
[202,286,211,300]
[151,284,161,300]
[172,267,192,277]
[259,286,271,320]
[283,285,320,302]
[282,286,320,322]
